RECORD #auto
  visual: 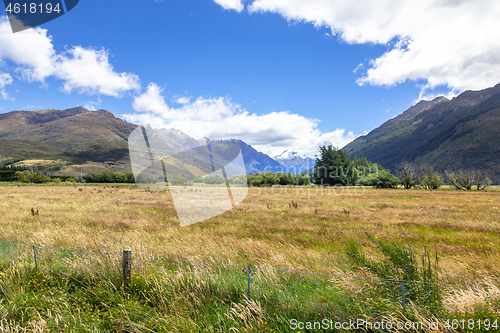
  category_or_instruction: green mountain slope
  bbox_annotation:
[0,107,138,174]
[343,83,500,183]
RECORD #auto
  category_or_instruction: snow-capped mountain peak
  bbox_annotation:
[272,150,317,173]
[273,150,313,160]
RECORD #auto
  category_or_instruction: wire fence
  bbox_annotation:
[0,242,498,318]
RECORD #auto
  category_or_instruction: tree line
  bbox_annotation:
[1,146,491,190]
[312,145,491,190]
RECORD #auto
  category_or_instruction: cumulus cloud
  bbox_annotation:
[247,0,500,93]
[125,83,357,157]
[56,47,140,97]
[213,0,244,12]
[0,16,140,97]
[132,83,169,114]
[0,72,13,100]
[0,16,55,82]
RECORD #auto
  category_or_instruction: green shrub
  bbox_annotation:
[83,170,136,183]
[247,172,277,187]
[374,170,400,189]
[170,175,192,186]
[192,174,225,184]
[346,235,441,309]
[421,172,442,190]
[14,170,51,183]
[229,175,248,185]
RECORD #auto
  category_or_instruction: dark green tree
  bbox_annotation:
[313,145,357,185]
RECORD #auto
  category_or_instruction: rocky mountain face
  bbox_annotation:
[343,83,500,183]
[216,139,284,174]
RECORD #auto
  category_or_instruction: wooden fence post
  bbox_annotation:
[401,279,406,311]
[247,265,251,300]
[123,249,132,288]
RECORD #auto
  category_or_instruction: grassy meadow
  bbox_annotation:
[0,183,499,332]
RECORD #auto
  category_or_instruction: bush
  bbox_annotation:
[229,175,248,185]
[65,177,78,185]
[247,172,277,187]
[0,165,28,181]
[247,172,309,187]
[374,170,400,189]
[83,170,136,183]
[170,175,192,186]
[14,170,51,183]
[421,172,442,190]
[275,172,294,185]
[354,159,393,187]
[192,174,225,185]
[346,235,441,308]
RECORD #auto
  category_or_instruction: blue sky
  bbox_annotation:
[1,0,499,157]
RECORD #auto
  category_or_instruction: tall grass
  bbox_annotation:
[346,235,441,311]
[0,185,499,331]
[0,244,499,332]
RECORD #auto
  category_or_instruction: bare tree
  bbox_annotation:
[445,170,490,191]
[397,161,418,189]
[473,170,491,190]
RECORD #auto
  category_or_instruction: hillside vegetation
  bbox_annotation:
[344,84,500,183]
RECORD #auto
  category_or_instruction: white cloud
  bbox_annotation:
[416,88,458,104]
[126,84,357,157]
[132,83,169,114]
[247,0,500,93]
[0,72,13,100]
[0,16,140,97]
[84,97,102,111]
[176,96,191,105]
[56,46,140,97]
[213,0,244,12]
[0,17,55,82]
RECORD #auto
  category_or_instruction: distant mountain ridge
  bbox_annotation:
[0,107,135,150]
[343,83,500,183]
[0,107,136,174]
[0,107,286,176]
[216,139,284,174]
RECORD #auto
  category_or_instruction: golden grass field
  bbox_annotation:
[1,183,499,286]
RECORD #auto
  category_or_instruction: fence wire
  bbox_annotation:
[0,241,498,317]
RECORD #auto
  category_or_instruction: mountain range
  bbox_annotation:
[343,83,500,183]
[1,82,498,182]
[0,107,291,176]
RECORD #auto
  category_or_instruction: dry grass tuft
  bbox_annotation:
[443,278,500,311]
[0,319,47,333]
[225,299,265,332]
